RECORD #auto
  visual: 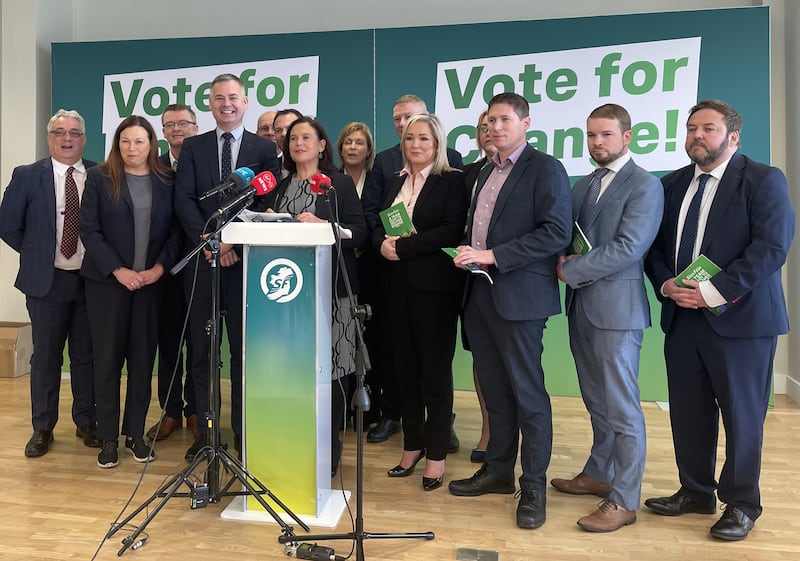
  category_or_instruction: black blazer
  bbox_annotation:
[372,169,467,292]
[79,166,181,282]
[260,169,368,295]
[0,157,97,297]
[174,129,280,246]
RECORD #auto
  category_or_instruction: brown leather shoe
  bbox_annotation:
[577,499,637,532]
[186,414,199,439]
[145,415,181,441]
[551,472,611,498]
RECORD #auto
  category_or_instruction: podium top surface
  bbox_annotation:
[222,222,335,246]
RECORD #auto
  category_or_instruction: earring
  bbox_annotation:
[318,152,324,160]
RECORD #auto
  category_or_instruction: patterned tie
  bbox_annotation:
[60,166,79,258]
[577,167,609,230]
[220,132,233,183]
[676,173,711,273]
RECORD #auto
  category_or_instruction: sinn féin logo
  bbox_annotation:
[260,258,303,303]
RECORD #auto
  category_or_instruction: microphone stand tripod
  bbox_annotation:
[106,198,308,556]
[277,187,433,560]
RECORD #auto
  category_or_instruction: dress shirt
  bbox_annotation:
[591,152,631,203]
[52,158,86,270]
[471,140,528,250]
[216,126,244,174]
[392,164,432,220]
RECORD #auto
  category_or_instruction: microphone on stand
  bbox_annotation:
[211,171,277,219]
[309,173,332,195]
[199,167,255,200]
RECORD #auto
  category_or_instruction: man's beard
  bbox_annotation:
[688,136,729,167]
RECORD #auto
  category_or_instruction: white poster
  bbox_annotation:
[435,38,701,175]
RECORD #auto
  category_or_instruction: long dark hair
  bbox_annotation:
[282,117,335,174]
[103,115,173,198]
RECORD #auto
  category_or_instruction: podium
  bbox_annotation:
[219,222,349,527]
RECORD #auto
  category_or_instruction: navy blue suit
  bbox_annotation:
[174,129,279,440]
[463,144,572,492]
[155,152,194,421]
[645,152,795,519]
[80,165,181,440]
[0,157,97,432]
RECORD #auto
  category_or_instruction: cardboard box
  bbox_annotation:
[0,322,32,377]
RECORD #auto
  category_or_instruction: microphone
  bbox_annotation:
[199,167,255,200]
[309,173,332,195]
[211,171,277,219]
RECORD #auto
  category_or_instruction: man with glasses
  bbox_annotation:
[145,104,199,443]
[0,109,100,457]
[256,110,277,144]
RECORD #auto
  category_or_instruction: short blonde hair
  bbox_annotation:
[401,113,456,175]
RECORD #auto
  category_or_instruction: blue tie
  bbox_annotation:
[676,173,711,273]
[578,168,609,230]
[220,132,233,183]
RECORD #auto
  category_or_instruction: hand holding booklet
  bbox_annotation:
[379,202,416,236]
[674,254,726,315]
[567,222,592,255]
[442,247,494,285]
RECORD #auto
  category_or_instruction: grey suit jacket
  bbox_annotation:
[562,158,663,330]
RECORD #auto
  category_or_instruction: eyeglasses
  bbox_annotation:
[49,129,84,138]
[163,120,196,130]
[478,125,490,134]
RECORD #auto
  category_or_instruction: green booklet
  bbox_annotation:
[379,201,415,237]
[442,247,494,285]
[567,221,592,255]
[674,254,726,315]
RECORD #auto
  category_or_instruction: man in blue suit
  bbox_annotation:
[174,74,280,462]
[644,100,795,541]
[553,104,663,532]
[0,109,100,457]
[361,93,463,448]
[145,103,199,443]
[448,92,572,530]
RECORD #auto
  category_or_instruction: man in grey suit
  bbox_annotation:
[448,92,572,530]
[553,104,663,532]
[0,109,100,457]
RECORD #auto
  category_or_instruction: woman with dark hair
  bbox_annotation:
[258,116,368,475]
[80,115,180,469]
[373,113,467,491]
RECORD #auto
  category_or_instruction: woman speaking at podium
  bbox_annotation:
[256,117,368,475]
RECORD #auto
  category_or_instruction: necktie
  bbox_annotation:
[60,166,79,259]
[172,159,178,171]
[676,173,711,273]
[220,132,233,183]
[577,167,609,230]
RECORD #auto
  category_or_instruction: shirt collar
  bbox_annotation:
[693,154,734,183]
[51,158,85,175]
[491,140,528,167]
[216,126,244,142]
[400,163,433,181]
[600,151,631,175]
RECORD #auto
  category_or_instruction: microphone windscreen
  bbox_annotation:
[230,167,255,188]
[251,171,277,195]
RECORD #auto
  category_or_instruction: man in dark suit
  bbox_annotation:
[145,104,199,443]
[174,74,280,461]
[361,93,464,448]
[448,92,572,530]
[0,109,100,457]
[553,104,663,532]
[644,100,795,541]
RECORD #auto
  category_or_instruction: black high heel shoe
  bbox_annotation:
[387,450,425,477]
[422,476,443,491]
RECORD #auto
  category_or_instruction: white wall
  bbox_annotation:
[2,0,798,398]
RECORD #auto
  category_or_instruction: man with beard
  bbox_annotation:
[552,104,663,532]
[644,100,794,541]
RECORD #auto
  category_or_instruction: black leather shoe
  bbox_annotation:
[388,450,425,477]
[76,424,102,448]
[645,489,716,516]
[25,430,53,457]
[422,476,443,491]
[367,418,401,443]
[185,437,207,462]
[710,506,755,541]
[448,426,460,454]
[516,489,546,529]
[448,465,515,496]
